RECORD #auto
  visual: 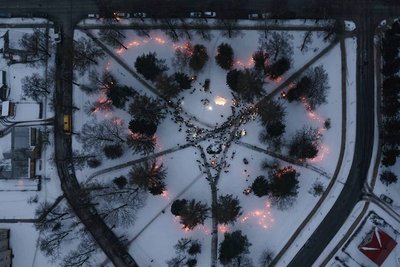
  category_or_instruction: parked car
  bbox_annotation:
[248,13,260,19]
[54,32,61,43]
[114,12,130,19]
[33,12,47,18]
[380,194,393,205]
[190,12,202,18]
[204,11,216,18]
[261,12,271,19]
[0,12,11,18]
[87,13,100,19]
[133,12,146,18]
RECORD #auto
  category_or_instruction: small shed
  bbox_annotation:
[0,101,15,117]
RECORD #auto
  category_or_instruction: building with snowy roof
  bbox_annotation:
[358,227,397,266]
[0,229,11,267]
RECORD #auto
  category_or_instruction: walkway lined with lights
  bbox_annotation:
[236,141,331,178]
[82,29,215,129]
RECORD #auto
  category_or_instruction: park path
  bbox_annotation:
[236,141,331,178]
[82,29,215,129]
[81,23,352,267]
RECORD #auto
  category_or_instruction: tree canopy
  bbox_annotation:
[135,52,168,81]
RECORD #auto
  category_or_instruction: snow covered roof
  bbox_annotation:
[358,227,397,266]
[1,101,9,116]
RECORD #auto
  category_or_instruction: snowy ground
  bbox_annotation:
[0,23,63,267]
[70,23,352,267]
[275,36,358,266]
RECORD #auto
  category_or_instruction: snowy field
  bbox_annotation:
[70,21,352,267]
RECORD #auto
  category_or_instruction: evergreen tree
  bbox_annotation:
[134,52,168,81]
[129,94,166,125]
[173,72,193,89]
[266,57,291,80]
[380,170,398,186]
[219,230,251,265]
[257,99,286,126]
[251,176,270,197]
[226,68,264,102]
[214,194,242,225]
[156,73,182,99]
[266,121,286,138]
[87,158,102,168]
[286,76,312,102]
[128,119,157,137]
[106,85,133,109]
[103,144,124,159]
[381,147,400,167]
[175,199,209,230]
[226,69,241,92]
[126,133,156,155]
[252,50,269,74]
[215,43,234,70]
[269,166,299,209]
[189,44,209,71]
[171,199,188,216]
[128,160,167,195]
[113,175,128,189]
[289,127,320,159]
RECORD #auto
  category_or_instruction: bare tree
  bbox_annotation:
[21,73,53,101]
[192,19,213,41]
[62,235,98,267]
[71,150,96,170]
[35,200,82,260]
[259,249,274,267]
[215,19,241,39]
[73,37,106,75]
[80,70,116,95]
[259,32,294,62]
[77,118,126,152]
[19,28,52,64]
[126,133,156,155]
[86,179,146,227]
[98,27,127,49]
[160,18,186,42]
[298,31,313,53]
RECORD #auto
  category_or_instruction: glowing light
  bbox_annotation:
[218,224,230,233]
[154,37,166,44]
[309,145,330,162]
[287,82,296,89]
[240,129,247,136]
[240,201,274,229]
[307,110,325,124]
[161,190,171,200]
[112,117,124,126]
[234,56,254,68]
[214,96,227,106]
[127,40,140,48]
[274,76,283,83]
[207,106,213,111]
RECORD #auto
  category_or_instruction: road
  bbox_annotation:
[1,0,399,266]
[287,3,377,266]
